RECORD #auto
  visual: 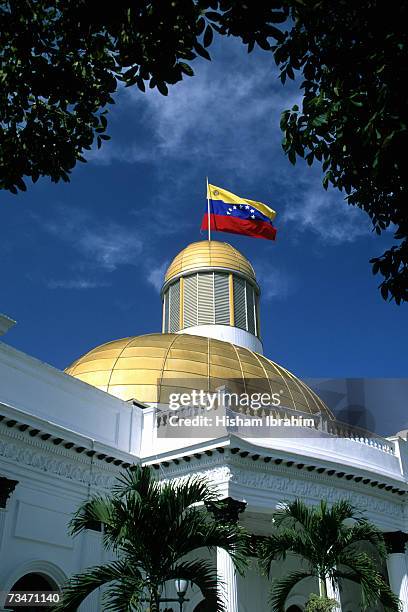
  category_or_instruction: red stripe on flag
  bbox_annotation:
[201,213,277,241]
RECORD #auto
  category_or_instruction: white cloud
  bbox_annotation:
[130,205,195,236]
[37,205,174,290]
[282,182,372,245]
[78,226,143,271]
[254,264,295,301]
[41,206,144,271]
[47,278,109,290]
[84,39,374,250]
[147,261,169,292]
[63,38,376,262]
[88,41,300,178]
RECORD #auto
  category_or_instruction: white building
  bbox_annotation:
[0,240,407,611]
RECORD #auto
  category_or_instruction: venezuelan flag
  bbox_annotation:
[201,184,277,241]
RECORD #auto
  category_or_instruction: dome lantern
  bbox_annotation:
[161,241,263,353]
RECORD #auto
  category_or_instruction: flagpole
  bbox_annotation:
[206,176,211,242]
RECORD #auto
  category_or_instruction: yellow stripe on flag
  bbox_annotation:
[208,183,276,221]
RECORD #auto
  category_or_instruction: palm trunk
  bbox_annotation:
[319,575,328,598]
[149,587,160,612]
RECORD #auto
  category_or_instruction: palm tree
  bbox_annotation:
[258,498,400,612]
[55,466,248,611]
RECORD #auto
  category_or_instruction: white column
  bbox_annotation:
[384,531,408,612]
[78,529,103,612]
[387,553,408,611]
[217,547,238,612]
[326,576,342,610]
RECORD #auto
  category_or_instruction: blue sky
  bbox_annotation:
[1,37,406,380]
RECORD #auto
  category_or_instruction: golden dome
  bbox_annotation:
[65,333,333,419]
[164,241,256,284]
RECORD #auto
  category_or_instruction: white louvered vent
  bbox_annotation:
[198,273,214,325]
[233,276,247,330]
[168,280,180,332]
[246,285,256,335]
[214,272,230,325]
[183,274,198,327]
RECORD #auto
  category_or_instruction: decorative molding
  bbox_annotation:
[151,444,407,498]
[161,463,232,486]
[155,453,404,526]
[0,429,122,489]
[229,466,404,519]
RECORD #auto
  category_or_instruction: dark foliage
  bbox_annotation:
[1,0,407,301]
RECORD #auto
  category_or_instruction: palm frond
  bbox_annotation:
[158,474,219,521]
[102,573,147,612]
[327,499,361,524]
[164,512,249,574]
[113,465,155,497]
[273,499,315,534]
[168,559,226,612]
[258,530,313,576]
[337,551,400,611]
[270,570,314,612]
[342,521,387,559]
[54,560,135,611]
[69,496,116,537]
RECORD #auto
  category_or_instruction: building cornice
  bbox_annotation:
[145,440,408,500]
[0,409,138,490]
[0,403,136,468]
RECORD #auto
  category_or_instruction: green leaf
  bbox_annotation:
[288,149,297,165]
[179,62,194,77]
[381,284,389,300]
[16,178,27,191]
[203,25,213,48]
[137,77,146,92]
[196,16,206,35]
[157,81,169,96]
[194,41,211,61]
[205,11,221,22]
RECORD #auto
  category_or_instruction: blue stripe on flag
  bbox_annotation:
[210,199,273,225]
